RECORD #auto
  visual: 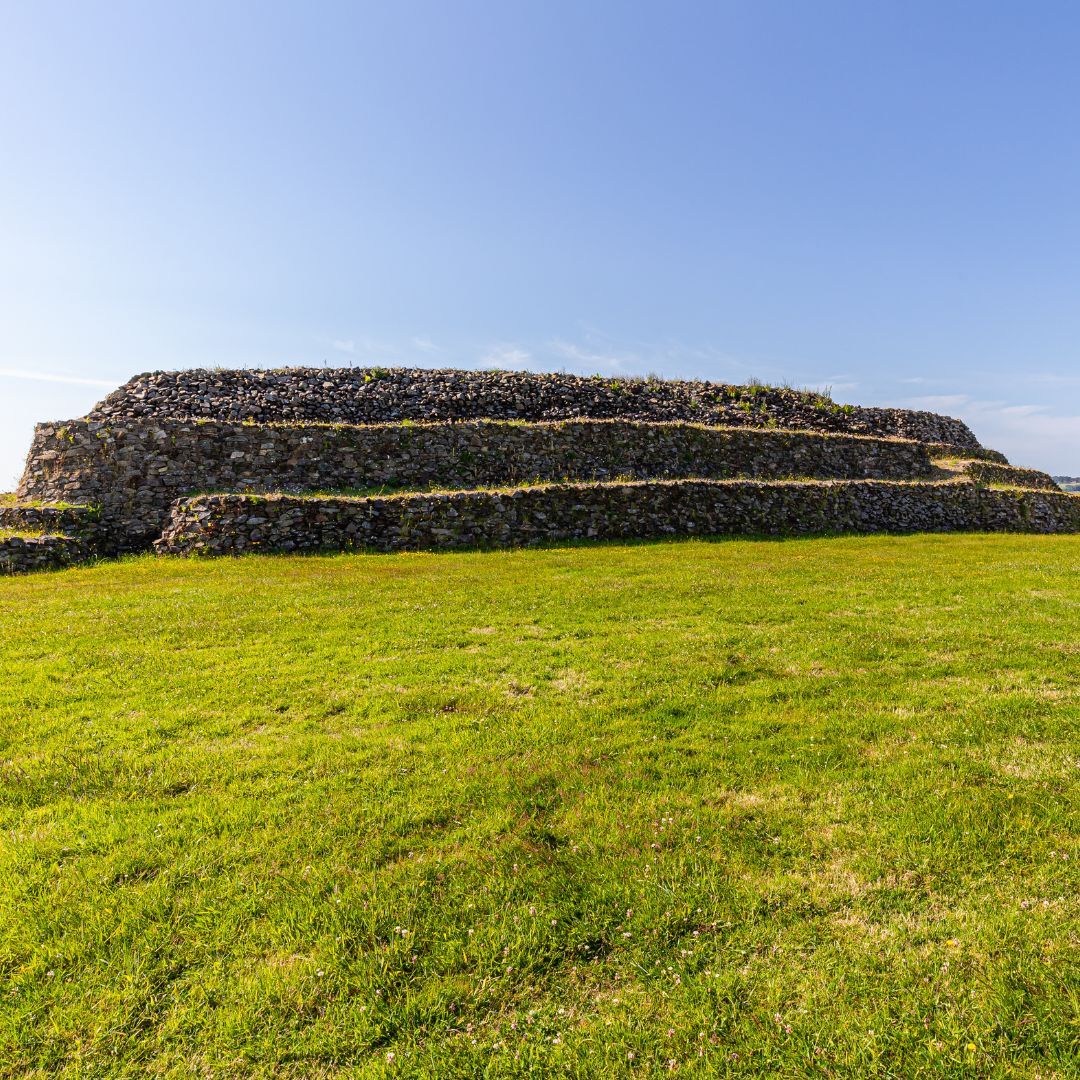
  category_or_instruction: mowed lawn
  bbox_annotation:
[1,536,1079,1078]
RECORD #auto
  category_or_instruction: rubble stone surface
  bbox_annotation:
[88,367,985,450]
[156,479,1080,557]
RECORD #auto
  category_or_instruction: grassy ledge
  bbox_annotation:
[0,527,50,540]
[189,475,974,505]
[0,494,93,512]
[1,535,1079,1077]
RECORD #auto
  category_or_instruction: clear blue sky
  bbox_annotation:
[3,0,1080,486]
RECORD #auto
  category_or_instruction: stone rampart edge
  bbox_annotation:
[155,479,1080,557]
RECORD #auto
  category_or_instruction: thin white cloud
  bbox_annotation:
[0,367,115,387]
[800,376,858,395]
[1023,372,1080,387]
[550,339,637,373]
[897,392,1080,472]
[904,394,973,412]
[480,345,532,369]
[321,336,448,363]
[548,332,839,390]
[974,409,1080,472]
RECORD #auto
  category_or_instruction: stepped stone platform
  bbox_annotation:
[19,418,937,550]
[5,366,1076,572]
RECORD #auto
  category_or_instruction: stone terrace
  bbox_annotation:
[90,367,984,447]
[4,367,1075,572]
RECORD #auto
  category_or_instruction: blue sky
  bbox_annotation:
[3,0,1080,486]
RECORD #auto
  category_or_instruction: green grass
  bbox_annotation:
[0,494,88,511]
[193,477,616,501]
[0,527,49,540]
[2,535,1079,1078]
[194,475,978,506]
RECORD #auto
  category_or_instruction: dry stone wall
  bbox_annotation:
[960,461,1060,490]
[88,367,985,450]
[925,443,1007,464]
[17,418,933,551]
[157,479,1080,557]
[0,502,105,537]
[0,534,90,575]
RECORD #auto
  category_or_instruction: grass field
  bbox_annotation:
[2,535,1079,1077]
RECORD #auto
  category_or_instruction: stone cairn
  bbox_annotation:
[2,366,1075,573]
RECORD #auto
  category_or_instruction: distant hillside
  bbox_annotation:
[1053,476,1080,492]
